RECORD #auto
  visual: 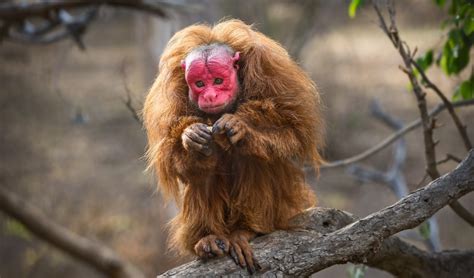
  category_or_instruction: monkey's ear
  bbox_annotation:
[181,60,186,71]
[232,52,240,69]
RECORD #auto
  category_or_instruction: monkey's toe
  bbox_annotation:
[229,238,261,274]
[194,235,230,259]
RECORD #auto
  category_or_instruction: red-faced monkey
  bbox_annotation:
[143,19,324,274]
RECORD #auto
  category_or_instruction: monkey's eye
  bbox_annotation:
[195,81,205,88]
[214,78,223,85]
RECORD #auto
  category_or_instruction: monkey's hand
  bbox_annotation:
[182,123,213,156]
[212,114,248,145]
[228,230,261,275]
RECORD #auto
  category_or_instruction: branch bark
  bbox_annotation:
[160,150,474,277]
[0,186,144,278]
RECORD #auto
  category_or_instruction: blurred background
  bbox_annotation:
[0,0,473,277]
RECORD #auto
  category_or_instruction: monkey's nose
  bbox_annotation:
[203,91,217,102]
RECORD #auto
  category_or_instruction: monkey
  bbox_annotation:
[143,19,324,274]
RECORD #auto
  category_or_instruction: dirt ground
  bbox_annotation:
[0,2,473,278]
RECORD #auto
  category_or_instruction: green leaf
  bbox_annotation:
[414,50,434,78]
[453,79,474,100]
[349,0,364,18]
[418,221,431,240]
[440,29,470,75]
[463,10,474,35]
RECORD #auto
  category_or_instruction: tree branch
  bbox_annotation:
[411,59,472,150]
[322,99,474,169]
[0,186,144,278]
[160,150,474,277]
[371,0,474,226]
[348,100,441,251]
[0,0,168,20]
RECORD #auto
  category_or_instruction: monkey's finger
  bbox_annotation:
[183,135,211,155]
[185,130,209,144]
[231,242,246,268]
[193,127,212,140]
[242,246,256,274]
[212,114,232,134]
[209,239,224,256]
[195,123,213,136]
[229,130,245,145]
[229,247,239,265]
[215,238,230,253]
[194,241,209,259]
[224,117,238,131]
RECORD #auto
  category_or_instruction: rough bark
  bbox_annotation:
[159,150,474,277]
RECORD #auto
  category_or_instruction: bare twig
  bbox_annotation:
[120,60,142,124]
[371,0,474,225]
[411,59,472,150]
[161,150,474,276]
[348,100,441,251]
[322,99,474,168]
[437,153,463,165]
[0,186,144,278]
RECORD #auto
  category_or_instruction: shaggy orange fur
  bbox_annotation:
[143,19,324,255]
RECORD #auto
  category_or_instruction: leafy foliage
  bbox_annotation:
[348,0,474,101]
[349,0,365,18]
[453,76,474,101]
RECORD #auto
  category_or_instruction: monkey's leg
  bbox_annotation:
[228,230,262,274]
[194,234,230,259]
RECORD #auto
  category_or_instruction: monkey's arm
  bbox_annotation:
[154,116,217,185]
[215,99,319,162]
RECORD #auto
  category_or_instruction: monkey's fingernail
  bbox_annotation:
[248,265,256,274]
[230,249,239,265]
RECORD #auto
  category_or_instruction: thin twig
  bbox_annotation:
[120,60,142,124]
[322,99,474,169]
[371,0,474,226]
[411,59,472,150]
[348,100,441,251]
[437,153,463,165]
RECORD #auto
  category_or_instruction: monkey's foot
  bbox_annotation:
[194,234,230,259]
[228,230,262,274]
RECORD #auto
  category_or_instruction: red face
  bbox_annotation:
[183,49,240,114]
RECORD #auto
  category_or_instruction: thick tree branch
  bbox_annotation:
[160,150,474,277]
[0,0,168,20]
[0,186,144,278]
[0,0,188,47]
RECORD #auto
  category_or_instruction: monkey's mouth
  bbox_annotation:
[200,103,228,114]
